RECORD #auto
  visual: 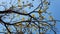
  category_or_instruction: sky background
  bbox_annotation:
[47,0,60,34]
[0,0,60,34]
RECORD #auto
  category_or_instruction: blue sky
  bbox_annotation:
[48,0,60,20]
[47,0,60,34]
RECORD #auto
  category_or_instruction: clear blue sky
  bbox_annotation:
[47,0,60,34]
